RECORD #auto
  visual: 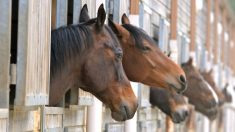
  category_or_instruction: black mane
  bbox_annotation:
[122,24,156,51]
[51,23,93,77]
[51,20,120,78]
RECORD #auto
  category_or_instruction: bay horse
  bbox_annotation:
[149,87,189,123]
[201,69,227,106]
[50,4,138,121]
[79,5,187,94]
[182,58,219,120]
[79,7,189,124]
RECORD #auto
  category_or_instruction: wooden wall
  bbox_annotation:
[15,0,51,106]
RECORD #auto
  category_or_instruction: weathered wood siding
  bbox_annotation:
[0,0,11,130]
[15,0,51,106]
[0,0,11,108]
[177,0,191,33]
[9,108,40,132]
[42,107,64,132]
[0,109,8,132]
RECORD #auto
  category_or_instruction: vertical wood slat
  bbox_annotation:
[232,28,235,72]
[51,0,68,29]
[0,0,11,108]
[169,0,179,63]
[227,23,232,67]
[130,0,139,15]
[15,0,51,106]
[190,0,196,51]
[170,0,177,40]
[177,0,191,33]
[206,0,211,54]
[0,1,10,129]
[73,0,81,24]
[166,116,174,132]
[221,9,226,64]
[213,0,219,63]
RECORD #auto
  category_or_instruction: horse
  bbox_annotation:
[79,5,187,94]
[201,69,227,106]
[149,87,189,123]
[50,4,138,121]
[182,58,219,120]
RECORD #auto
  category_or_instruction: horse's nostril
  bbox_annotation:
[121,104,130,118]
[180,75,186,83]
[184,110,189,117]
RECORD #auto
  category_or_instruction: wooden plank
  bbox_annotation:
[10,64,16,84]
[44,107,64,115]
[190,0,196,51]
[0,109,8,119]
[64,126,86,132]
[213,0,219,63]
[51,0,68,29]
[170,0,178,40]
[166,116,174,132]
[138,107,157,121]
[9,108,40,132]
[0,0,11,108]
[73,0,81,24]
[78,89,94,106]
[45,128,64,132]
[221,9,226,64]
[138,84,150,107]
[206,0,211,55]
[64,106,86,127]
[177,0,191,33]
[137,120,157,132]
[105,123,124,132]
[0,109,8,132]
[15,0,51,106]
[42,107,64,131]
[130,0,139,15]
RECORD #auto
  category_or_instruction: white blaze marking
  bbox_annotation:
[205,82,219,104]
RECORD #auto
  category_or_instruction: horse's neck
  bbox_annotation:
[49,58,83,106]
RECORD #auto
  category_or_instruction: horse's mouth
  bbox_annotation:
[111,110,133,121]
[171,112,187,123]
[168,83,187,94]
[111,105,136,121]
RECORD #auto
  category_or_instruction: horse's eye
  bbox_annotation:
[116,53,123,59]
[143,46,151,52]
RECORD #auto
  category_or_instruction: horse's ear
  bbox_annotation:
[187,57,193,65]
[79,4,90,23]
[224,83,229,90]
[167,51,171,57]
[96,4,106,30]
[208,68,213,75]
[121,13,130,24]
[108,18,121,37]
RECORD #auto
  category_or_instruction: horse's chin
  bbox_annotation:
[111,111,128,121]
[206,108,218,121]
[171,112,186,123]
